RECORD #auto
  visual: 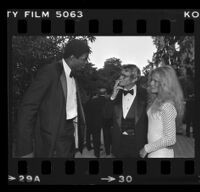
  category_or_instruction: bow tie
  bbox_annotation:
[123,89,134,96]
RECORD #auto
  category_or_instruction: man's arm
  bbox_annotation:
[16,65,53,157]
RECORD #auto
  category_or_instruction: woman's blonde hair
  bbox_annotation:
[147,65,185,126]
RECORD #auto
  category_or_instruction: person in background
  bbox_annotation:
[84,89,107,157]
[102,90,113,157]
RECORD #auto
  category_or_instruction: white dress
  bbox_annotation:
[144,102,177,158]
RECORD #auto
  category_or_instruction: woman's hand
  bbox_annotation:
[139,147,147,158]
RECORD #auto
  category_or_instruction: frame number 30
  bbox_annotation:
[118,175,133,183]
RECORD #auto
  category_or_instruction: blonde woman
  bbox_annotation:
[139,65,184,158]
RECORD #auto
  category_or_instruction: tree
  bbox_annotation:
[150,36,194,78]
[97,57,122,93]
[142,36,195,98]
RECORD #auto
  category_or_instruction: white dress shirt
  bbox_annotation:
[62,59,78,149]
[122,85,137,119]
[62,59,77,119]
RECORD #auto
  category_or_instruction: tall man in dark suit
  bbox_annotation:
[16,39,90,158]
[110,64,148,158]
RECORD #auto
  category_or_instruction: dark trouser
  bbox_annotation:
[91,127,101,158]
[102,120,112,155]
[55,119,75,158]
[118,135,137,158]
[86,126,92,149]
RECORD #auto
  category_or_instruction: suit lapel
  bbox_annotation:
[60,71,67,101]
[56,60,68,102]
[135,87,145,125]
[125,86,145,125]
[114,91,123,131]
[75,80,86,125]
[115,102,123,131]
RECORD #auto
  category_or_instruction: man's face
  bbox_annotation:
[70,53,89,71]
[118,69,134,87]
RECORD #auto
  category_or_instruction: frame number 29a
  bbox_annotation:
[19,175,40,183]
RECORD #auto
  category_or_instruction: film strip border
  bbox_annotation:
[8,159,199,184]
[7,9,200,185]
[7,9,200,35]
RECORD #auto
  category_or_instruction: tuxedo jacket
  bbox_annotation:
[16,60,86,157]
[111,85,148,157]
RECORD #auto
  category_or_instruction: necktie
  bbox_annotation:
[123,89,134,96]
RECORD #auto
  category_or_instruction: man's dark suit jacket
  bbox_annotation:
[111,85,148,157]
[16,60,86,157]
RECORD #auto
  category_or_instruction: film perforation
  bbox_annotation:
[15,18,198,35]
[89,160,99,175]
[184,19,194,33]
[41,20,51,34]
[41,160,52,175]
[160,20,171,33]
[17,20,27,34]
[136,20,146,34]
[89,19,99,34]
[18,160,27,175]
[113,20,123,34]
[65,20,75,34]
[137,160,147,175]
[65,160,75,175]
[113,160,123,175]
[161,160,171,175]
[185,160,195,175]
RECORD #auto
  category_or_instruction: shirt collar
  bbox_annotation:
[62,58,71,77]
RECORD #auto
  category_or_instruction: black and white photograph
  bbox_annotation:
[10,36,195,159]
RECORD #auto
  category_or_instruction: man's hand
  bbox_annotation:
[139,148,147,158]
[113,79,123,90]
[21,152,34,158]
[110,80,123,100]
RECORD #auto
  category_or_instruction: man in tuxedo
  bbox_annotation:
[16,39,90,158]
[110,64,148,158]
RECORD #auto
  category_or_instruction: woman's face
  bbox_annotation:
[149,73,160,94]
